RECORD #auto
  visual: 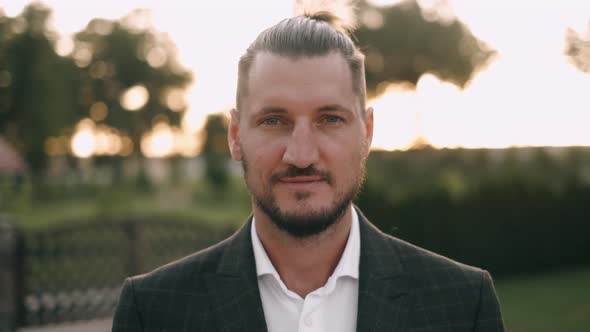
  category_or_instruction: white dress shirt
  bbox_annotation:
[251,206,360,332]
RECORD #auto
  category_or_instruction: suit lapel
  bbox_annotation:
[206,218,268,332]
[205,210,413,332]
[356,209,413,332]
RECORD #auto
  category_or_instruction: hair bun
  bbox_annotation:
[294,0,357,32]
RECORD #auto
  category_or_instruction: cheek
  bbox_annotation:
[245,141,285,176]
[320,135,362,160]
[321,140,366,181]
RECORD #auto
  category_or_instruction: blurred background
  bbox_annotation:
[0,0,589,331]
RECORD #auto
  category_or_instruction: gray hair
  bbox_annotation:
[236,12,366,115]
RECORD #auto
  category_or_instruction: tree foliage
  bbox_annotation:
[565,22,590,74]
[73,11,192,145]
[0,5,192,174]
[0,3,78,173]
[355,0,496,97]
[201,113,230,190]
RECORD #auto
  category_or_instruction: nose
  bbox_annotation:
[282,122,320,169]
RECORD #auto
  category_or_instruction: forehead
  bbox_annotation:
[243,52,357,113]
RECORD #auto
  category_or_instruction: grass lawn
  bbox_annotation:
[495,267,590,332]
[6,179,252,230]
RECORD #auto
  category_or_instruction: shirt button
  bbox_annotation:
[304,315,313,327]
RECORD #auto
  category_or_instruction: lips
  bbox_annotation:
[270,166,333,186]
[279,175,324,183]
[277,176,326,190]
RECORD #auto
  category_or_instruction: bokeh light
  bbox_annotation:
[89,101,108,121]
[69,119,135,157]
[120,85,149,111]
[140,123,202,158]
[71,119,96,158]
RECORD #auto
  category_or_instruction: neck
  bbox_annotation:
[254,205,353,298]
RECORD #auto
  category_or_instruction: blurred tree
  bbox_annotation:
[72,10,192,153]
[200,113,230,191]
[355,0,496,98]
[565,22,590,74]
[0,6,193,177]
[0,3,79,174]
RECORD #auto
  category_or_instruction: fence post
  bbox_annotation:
[0,217,25,332]
[123,219,142,276]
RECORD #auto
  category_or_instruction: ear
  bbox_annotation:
[363,106,374,157]
[228,109,242,161]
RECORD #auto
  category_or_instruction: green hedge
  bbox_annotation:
[356,147,590,275]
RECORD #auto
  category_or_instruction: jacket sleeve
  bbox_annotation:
[473,270,505,332]
[112,278,144,332]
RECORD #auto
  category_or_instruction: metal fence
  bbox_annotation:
[0,215,234,331]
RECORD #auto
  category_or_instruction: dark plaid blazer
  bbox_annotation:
[112,209,505,331]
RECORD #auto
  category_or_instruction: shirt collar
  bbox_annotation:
[250,205,360,280]
[251,215,279,278]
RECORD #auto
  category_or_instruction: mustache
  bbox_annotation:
[271,166,333,185]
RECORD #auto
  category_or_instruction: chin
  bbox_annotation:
[280,196,332,211]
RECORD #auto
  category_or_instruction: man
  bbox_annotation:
[113,11,504,332]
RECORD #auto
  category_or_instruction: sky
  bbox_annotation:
[3,0,590,151]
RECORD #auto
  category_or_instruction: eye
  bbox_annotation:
[321,115,345,125]
[260,117,282,126]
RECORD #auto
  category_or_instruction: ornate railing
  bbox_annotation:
[0,216,234,330]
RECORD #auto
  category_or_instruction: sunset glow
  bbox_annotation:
[70,119,134,158]
[140,123,202,158]
[4,0,590,154]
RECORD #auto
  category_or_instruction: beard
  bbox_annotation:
[242,158,366,239]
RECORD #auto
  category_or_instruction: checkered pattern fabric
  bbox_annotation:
[112,208,505,331]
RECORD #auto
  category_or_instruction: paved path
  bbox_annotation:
[18,318,112,332]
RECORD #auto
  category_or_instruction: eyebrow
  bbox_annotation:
[255,106,288,116]
[253,104,354,117]
[317,104,354,115]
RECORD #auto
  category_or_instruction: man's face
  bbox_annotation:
[229,51,373,238]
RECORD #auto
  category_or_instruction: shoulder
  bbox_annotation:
[126,234,233,292]
[356,212,504,329]
[113,233,237,330]
[392,234,484,279]
[361,226,504,329]
[375,231,498,317]
[380,232,488,287]
[358,212,488,285]
[383,235,504,328]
